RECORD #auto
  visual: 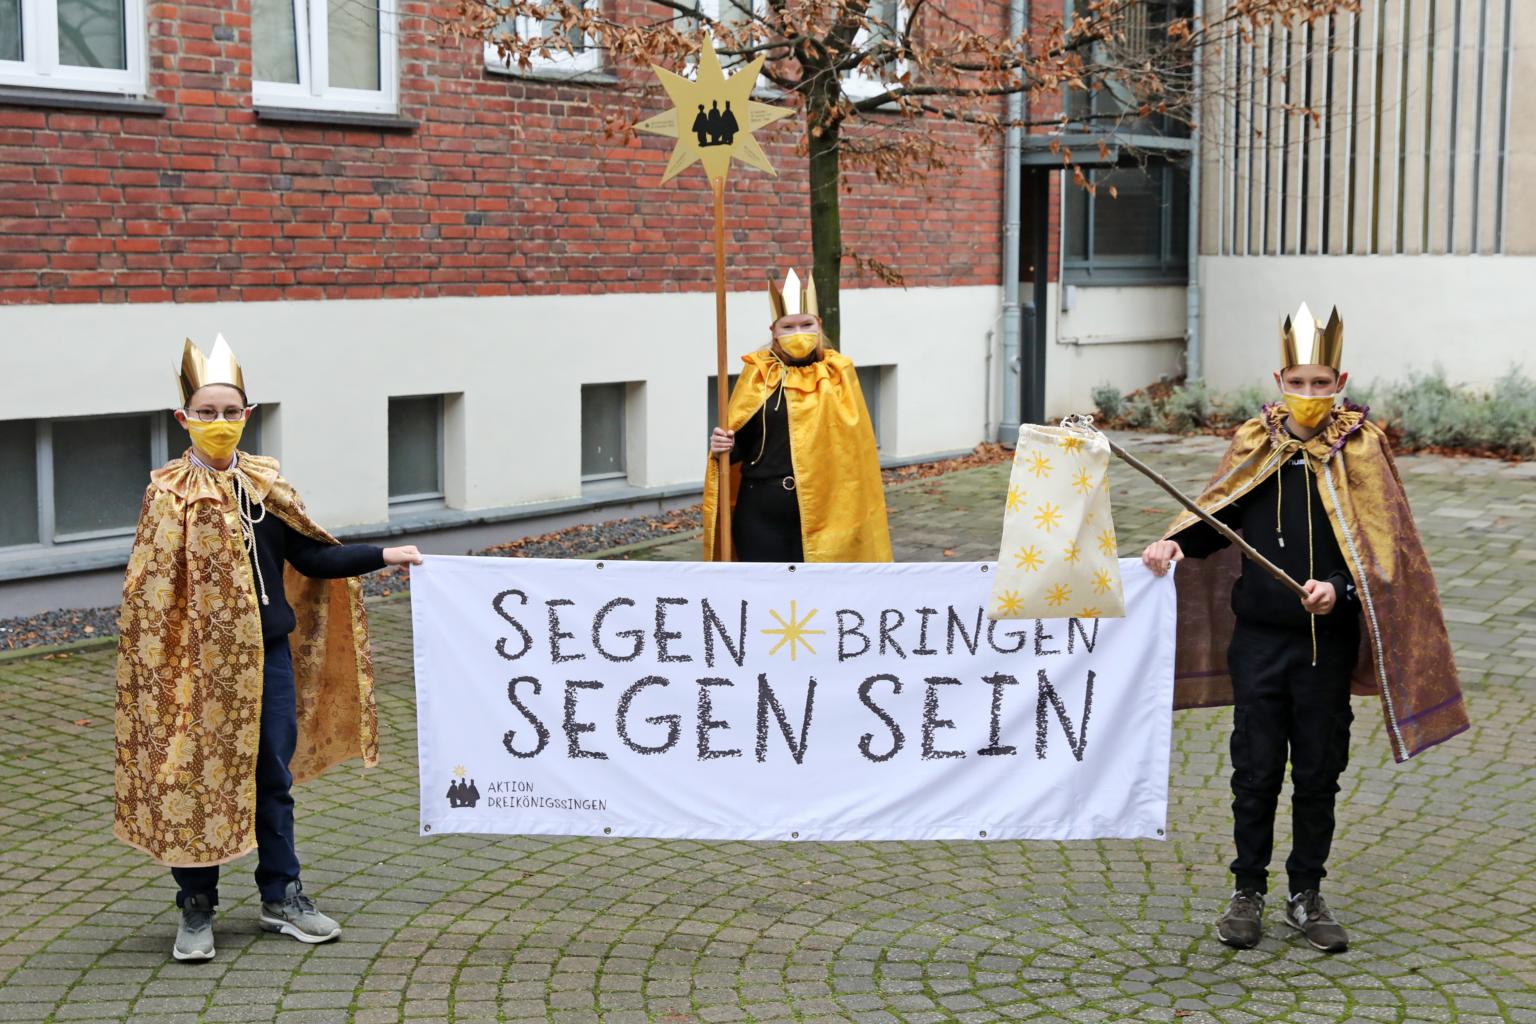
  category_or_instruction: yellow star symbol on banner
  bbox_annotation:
[761,600,825,661]
[634,34,793,184]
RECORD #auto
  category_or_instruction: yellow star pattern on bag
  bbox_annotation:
[995,590,1025,616]
[1033,501,1064,532]
[990,424,1124,620]
[1014,545,1045,572]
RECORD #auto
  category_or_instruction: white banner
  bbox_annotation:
[410,557,1175,842]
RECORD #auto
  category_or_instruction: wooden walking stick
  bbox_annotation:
[1105,437,1311,600]
[634,36,793,562]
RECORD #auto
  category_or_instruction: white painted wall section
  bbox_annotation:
[0,285,1001,531]
[1199,256,1536,390]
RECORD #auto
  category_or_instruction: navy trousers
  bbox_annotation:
[172,638,301,907]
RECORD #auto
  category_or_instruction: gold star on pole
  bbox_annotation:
[634,34,793,184]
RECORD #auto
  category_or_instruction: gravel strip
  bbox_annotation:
[2,445,1015,654]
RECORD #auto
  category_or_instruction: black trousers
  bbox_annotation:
[732,477,804,562]
[1227,618,1359,896]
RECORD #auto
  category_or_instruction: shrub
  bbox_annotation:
[1091,383,1124,422]
[1223,383,1270,423]
[1160,379,1213,432]
[1122,392,1159,429]
[1376,367,1535,457]
[1093,366,1533,458]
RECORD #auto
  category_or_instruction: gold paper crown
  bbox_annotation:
[177,334,247,406]
[767,268,818,322]
[1281,302,1344,370]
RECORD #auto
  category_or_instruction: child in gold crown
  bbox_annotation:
[1142,304,1466,953]
[703,268,891,563]
[113,335,422,962]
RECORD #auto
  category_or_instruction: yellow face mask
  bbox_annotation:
[185,418,246,461]
[777,331,820,360]
[1281,391,1338,430]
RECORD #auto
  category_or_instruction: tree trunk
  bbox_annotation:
[806,102,843,349]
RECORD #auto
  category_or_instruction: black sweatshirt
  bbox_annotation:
[1175,442,1359,632]
[237,480,386,643]
[731,396,795,480]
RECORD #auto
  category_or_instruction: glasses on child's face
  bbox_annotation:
[185,406,250,423]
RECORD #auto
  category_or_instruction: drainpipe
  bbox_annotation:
[998,0,1028,443]
[1184,30,1202,380]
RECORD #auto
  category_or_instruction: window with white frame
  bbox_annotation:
[839,0,905,102]
[0,0,146,94]
[0,408,264,552]
[855,363,887,448]
[483,0,601,79]
[388,394,444,507]
[580,383,627,483]
[704,372,741,437]
[253,0,397,114]
[681,0,772,90]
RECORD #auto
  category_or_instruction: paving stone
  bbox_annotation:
[1,434,1533,1022]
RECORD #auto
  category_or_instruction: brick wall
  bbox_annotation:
[0,1,1007,305]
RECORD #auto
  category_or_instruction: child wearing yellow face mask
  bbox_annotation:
[701,268,892,563]
[115,335,424,964]
[1139,304,1466,957]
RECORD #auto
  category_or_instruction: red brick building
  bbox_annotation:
[0,0,1014,614]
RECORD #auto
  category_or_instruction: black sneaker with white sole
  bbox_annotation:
[1284,890,1349,953]
[1216,889,1265,949]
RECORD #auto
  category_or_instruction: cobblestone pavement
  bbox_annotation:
[2,432,1533,1024]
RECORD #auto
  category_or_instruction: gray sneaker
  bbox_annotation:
[1216,889,1265,949]
[173,894,215,962]
[1285,890,1349,953]
[259,881,341,944]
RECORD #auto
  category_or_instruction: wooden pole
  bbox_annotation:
[711,176,733,562]
[1106,437,1310,600]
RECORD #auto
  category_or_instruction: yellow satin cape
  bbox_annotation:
[113,451,379,867]
[1163,404,1469,762]
[702,349,892,562]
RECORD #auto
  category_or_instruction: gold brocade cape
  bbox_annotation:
[702,349,893,562]
[1163,404,1469,762]
[113,452,380,867]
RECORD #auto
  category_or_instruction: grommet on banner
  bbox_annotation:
[1157,828,1165,836]
[423,824,431,833]
[978,830,988,838]
[604,827,612,835]
[787,564,797,572]
[791,831,800,839]
[980,565,990,573]
[595,562,605,570]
